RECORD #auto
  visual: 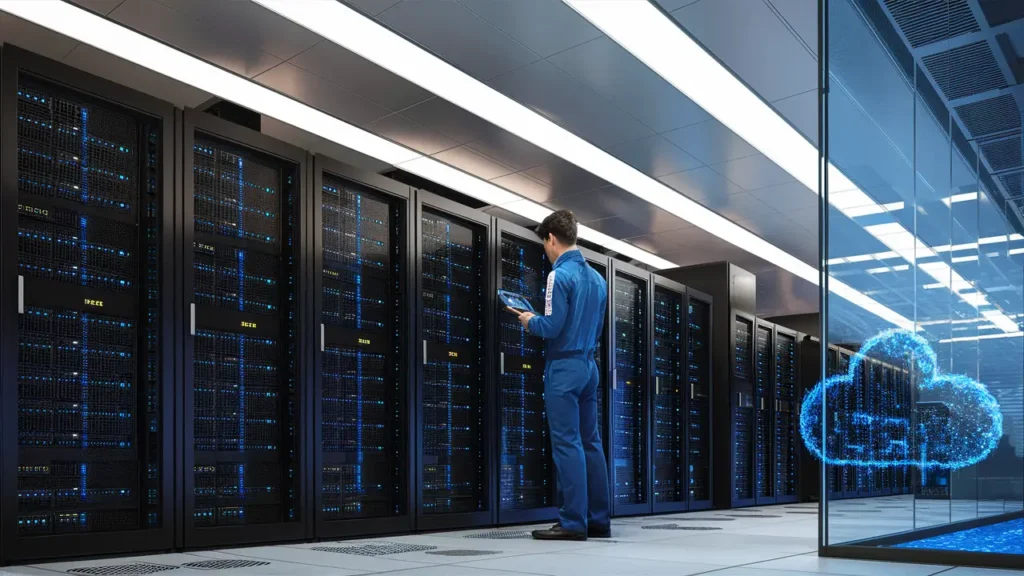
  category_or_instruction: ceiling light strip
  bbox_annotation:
[565,0,1017,333]
[250,0,913,329]
[0,0,676,269]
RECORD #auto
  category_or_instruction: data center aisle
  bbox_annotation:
[11,501,1022,575]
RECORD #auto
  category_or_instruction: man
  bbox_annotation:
[510,210,610,541]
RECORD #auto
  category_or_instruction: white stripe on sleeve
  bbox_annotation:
[545,270,556,316]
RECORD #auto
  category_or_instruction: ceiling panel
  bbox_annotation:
[609,135,702,178]
[156,0,323,61]
[376,0,539,80]
[544,185,647,223]
[787,205,819,233]
[524,159,610,198]
[747,180,816,211]
[621,204,693,235]
[490,171,554,203]
[68,0,126,15]
[623,233,684,255]
[62,43,210,108]
[466,131,555,172]
[710,153,793,191]
[548,36,712,133]
[670,0,816,102]
[344,0,403,16]
[364,113,459,155]
[766,0,817,56]
[585,217,648,240]
[400,97,494,145]
[109,0,281,78]
[254,63,390,126]
[0,13,80,61]
[262,117,391,174]
[663,119,758,166]
[289,40,432,112]
[772,89,818,146]
[700,191,781,222]
[489,60,654,149]
[655,0,701,11]
[458,0,602,58]
[658,166,745,203]
[432,145,516,181]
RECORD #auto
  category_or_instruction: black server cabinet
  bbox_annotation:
[0,47,176,563]
[732,312,757,508]
[311,156,413,538]
[797,336,821,503]
[493,220,554,525]
[579,248,613,463]
[824,345,844,500]
[753,320,775,506]
[651,277,686,513]
[414,191,493,530]
[610,261,651,517]
[686,289,713,511]
[181,111,307,548]
[773,326,799,504]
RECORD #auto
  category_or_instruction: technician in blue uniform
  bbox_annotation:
[510,210,610,541]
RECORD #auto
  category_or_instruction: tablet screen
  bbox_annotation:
[498,290,535,313]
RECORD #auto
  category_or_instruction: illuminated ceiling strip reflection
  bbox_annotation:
[564,0,1017,333]
[0,0,674,269]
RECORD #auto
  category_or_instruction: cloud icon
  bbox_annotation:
[800,329,1002,470]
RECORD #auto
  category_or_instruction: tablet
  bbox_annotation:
[498,289,535,313]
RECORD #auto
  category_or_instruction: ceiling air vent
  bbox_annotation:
[922,41,1006,101]
[982,137,1022,172]
[884,0,979,48]
[956,94,1021,137]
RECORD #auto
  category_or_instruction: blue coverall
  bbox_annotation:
[527,248,610,534]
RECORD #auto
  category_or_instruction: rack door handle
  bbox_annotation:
[612,369,617,390]
[500,352,505,375]
[655,377,659,395]
[690,382,696,400]
[321,323,325,352]
[190,303,195,336]
[17,275,24,314]
[760,397,765,411]
[423,340,427,365]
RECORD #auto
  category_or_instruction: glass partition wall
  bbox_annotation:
[819,0,1024,568]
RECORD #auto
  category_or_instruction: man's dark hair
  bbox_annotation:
[535,209,578,245]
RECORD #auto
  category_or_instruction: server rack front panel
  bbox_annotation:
[416,194,492,529]
[652,282,685,513]
[611,266,649,516]
[686,291,713,510]
[753,322,775,505]
[183,113,306,547]
[731,314,755,508]
[774,328,797,503]
[1,48,175,563]
[313,158,411,538]
[496,223,553,524]
[824,346,843,500]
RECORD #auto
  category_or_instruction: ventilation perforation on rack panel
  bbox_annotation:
[613,273,646,506]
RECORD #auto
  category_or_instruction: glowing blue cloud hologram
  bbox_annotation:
[800,329,1002,470]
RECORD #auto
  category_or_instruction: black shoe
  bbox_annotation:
[532,525,587,541]
[588,525,611,538]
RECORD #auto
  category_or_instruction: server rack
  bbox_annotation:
[731,312,757,508]
[493,220,553,525]
[773,326,799,504]
[824,345,844,501]
[753,320,775,505]
[686,288,713,511]
[181,111,307,548]
[579,248,613,464]
[414,191,493,530]
[797,336,821,503]
[651,276,686,513]
[0,47,176,563]
[610,261,651,517]
[311,156,413,538]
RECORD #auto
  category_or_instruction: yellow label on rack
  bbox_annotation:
[358,338,371,345]
[19,204,49,217]
[449,351,459,358]
[196,242,215,253]
[522,363,532,370]
[241,321,257,329]
[84,299,103,308]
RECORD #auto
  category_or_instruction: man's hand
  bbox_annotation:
[507,306,535,330]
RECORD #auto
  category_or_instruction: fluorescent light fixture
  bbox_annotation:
[866,264,909,274]
[951,254,980,263]
[566,0,1018,333]
[1009,248,1024,256]
[942,191,979,206]
[251,0,916,330]
[0,0,678,270]
[940,332,1023,343]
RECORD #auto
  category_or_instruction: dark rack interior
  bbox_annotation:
[319,173,405,522]
[652,286,684,505]
[612,270,647,512]
[14,75,163,537]
[189,133,298,530]
[497,231,551,517]
[419,208,487,517]
[686,295,712,508]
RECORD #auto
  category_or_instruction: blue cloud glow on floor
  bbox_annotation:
[892,519,1024,554]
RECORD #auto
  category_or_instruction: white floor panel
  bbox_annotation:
[459,550,722,576]
[748,554,951,576]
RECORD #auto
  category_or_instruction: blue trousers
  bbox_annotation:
[545,356,610,534]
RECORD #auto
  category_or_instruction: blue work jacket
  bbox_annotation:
[527,248,607,359]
